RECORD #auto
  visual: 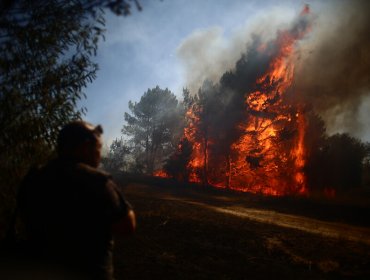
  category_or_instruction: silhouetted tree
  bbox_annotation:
[163,138,192,181]
[363,145,370,188]
[304,111,327,191]
[326,133,368,190]
[122,86,183,174]
[306,133,368,191]
[0,1,103,204]
[184,80,233,185]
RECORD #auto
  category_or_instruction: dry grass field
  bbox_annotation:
[113,181,370,280]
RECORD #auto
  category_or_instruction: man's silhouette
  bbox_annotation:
[17,121,136,280]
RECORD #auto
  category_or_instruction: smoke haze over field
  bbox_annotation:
[176,0,370,141]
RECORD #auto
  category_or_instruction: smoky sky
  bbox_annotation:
[177,0,370,141]
[294,0,370,139]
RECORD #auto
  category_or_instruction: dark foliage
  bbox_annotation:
[306,133,369,191]
[0,2,100,220]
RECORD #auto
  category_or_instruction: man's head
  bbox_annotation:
[57,121,103,167]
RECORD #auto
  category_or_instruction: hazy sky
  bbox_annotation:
[81,0,370,144]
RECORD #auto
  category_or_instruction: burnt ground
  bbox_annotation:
[114,181,370,280]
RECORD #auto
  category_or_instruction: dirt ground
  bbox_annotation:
[113,182,370,280]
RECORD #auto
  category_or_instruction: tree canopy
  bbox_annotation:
[305,132,369,191]
[122,86,183,174]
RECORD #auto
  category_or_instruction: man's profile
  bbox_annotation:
[17,120,136,280]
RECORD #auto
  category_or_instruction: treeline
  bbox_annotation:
[103,84,370,193]
[102,26,370,194]
[305,133,370,192]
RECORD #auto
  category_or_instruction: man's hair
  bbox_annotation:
[57,121,103,155]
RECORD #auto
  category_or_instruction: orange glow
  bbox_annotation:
[153,170,167,178]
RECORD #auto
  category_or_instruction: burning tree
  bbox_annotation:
[165,6,315,195]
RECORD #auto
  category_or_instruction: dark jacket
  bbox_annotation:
[17,158,131,280]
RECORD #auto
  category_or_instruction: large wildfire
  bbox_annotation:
[182,6,311,195]
[158,2,370,196]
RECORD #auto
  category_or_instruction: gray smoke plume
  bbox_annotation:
[177,0,370,141]
[294,0,370,139]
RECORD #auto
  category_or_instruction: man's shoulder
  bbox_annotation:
[75,162,111,177]
[40,159,113,185]
[73,163,114,186]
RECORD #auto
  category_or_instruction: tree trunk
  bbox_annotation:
[226,153,232,188]
[203,136,208,186]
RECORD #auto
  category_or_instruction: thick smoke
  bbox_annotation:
[177,7,297,94]
[177,1,370,141]
[176,27,231,94]
[294,0,370,139]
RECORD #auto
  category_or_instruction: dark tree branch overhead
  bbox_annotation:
[0,0,142,17]
[0,0,142,194]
